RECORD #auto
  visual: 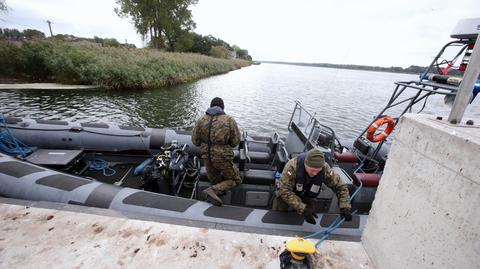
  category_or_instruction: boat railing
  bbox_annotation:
[355,35,479,160]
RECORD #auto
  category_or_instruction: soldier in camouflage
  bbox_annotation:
[273,149,352,224]
[192,97,242,206]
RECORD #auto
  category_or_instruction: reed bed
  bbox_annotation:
[0,40,250,89]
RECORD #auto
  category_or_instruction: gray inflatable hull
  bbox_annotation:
[4,117,200,155]
[0,153,365,239]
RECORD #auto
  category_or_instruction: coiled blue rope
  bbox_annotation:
[89,159,116,176]
[304,178,363,247]
[0,115,32,159]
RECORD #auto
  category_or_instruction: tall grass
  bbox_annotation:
[0,40,251,89]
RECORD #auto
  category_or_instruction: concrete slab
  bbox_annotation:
[0,203,372,269]
[0,83,98,90]
[362,114,480,269]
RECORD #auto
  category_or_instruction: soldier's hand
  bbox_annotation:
[303,206,318,224]
[340,208,352,222]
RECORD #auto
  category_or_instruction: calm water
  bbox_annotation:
[1,63,479,143]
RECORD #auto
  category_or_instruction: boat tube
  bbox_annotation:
[0,152,365,239]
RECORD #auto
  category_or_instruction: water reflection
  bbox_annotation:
[1,63,478,144]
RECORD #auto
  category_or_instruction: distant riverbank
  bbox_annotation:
[261,61,427,75]
[0,40,251,89]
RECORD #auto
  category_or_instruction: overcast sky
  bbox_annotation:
[1,0,479,67]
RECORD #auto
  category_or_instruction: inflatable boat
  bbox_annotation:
[1,22,477,239]
[0,101,383,239]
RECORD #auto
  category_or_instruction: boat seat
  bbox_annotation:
[248,151,272,164]
[233,150,271,164]
[352,173,381,187]
[334,151,359,163]
[243,169,275,185]
[199,167,275,186]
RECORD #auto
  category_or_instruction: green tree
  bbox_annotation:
[23,29,46,40]
[174,31,195,52]
[231,45,252,60]
[189,33,211,55]
[93,36,103,44]
[188,34,233,55]
[115,0,197,51]
[102,38,121,47]
[0,28,22,41]
[236,48,250,60]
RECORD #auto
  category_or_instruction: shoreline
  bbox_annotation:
[0,83,99,90]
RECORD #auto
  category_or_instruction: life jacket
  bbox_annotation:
[294,153,325,198]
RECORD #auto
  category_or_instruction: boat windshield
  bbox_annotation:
[287,101,337,154]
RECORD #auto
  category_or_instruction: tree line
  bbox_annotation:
[114,0,251,60]
[261,61,429,75]
[0,26,251,60]
[0,28,137,48]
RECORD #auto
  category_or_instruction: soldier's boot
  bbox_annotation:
[202,187,223,206]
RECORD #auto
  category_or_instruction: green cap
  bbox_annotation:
[305,149,325,168]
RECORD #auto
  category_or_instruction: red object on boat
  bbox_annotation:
[334,151,359,163]
[352,173,381,187]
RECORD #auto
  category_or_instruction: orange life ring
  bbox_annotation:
[367,117,395,142]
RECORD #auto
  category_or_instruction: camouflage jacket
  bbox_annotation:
[277,157,351,214]
[191,107,241,161]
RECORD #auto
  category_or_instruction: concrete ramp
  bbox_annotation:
[0,201,371,268]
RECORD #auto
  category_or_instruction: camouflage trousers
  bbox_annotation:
[272,195,290,211]
[272,192,314,212]
[205,159,241,195]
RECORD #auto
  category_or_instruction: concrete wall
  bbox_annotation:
[363,114,480,269]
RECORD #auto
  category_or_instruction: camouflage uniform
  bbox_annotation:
[273,157,351,214]
[192,107,241,195]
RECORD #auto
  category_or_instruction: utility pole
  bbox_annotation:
[46,20,53,37]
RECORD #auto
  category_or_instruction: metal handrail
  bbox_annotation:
[352,38,475,163]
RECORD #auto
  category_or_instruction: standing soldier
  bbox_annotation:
[273,149,352,224]
[192,97,242,206]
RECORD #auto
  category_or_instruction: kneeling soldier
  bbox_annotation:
[273,149,352,224]
[192,97,242,206]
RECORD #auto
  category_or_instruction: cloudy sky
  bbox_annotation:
[1,0,479,67]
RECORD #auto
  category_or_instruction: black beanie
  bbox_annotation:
[210,97,224,109]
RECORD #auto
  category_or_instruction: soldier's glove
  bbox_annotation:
[302,206,318,225]
[340,208,352,222]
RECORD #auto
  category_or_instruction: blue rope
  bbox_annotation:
[0,115,32,159]
[303,178,363,247]
[89,159,116,176]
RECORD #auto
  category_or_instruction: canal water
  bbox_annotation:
[1,63,479,144]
